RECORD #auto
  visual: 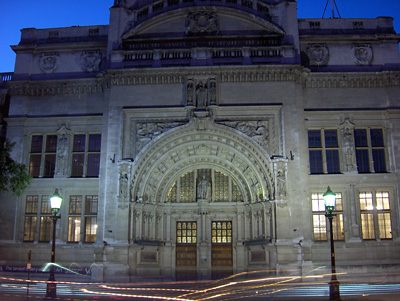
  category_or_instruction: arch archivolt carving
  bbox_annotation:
[130,119,275,204]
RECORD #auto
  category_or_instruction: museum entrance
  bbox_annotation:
[175,221,197,280]
[211,221,233,279]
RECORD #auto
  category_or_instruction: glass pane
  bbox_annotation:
[376,192,390,210]
[313,215,326,241]
[31,135,43,153]
[69,195,82,214]
[43,154,56,178]
[45,135,58,153]
[167,182,177,202]
[39,216,52,242]
[372,149,386,173]
[84,217,97,242]
[378,213,392,239]
[308,130,321,148]
[309,150,323,174]
[68,217,81,242]
[354,129,368,147]
[214,170,229,202]
[335,193,343,211]
[232,181,243,202]
[179,171,194,202]
[73,135,86,152]
[87,154,100,177]
[24,216,37,242]
[25,195,38,214]
[326,150,340,173]
[85,195,98,214]
[324,130,338,147]
[333,214,344,240]
[356,149,370,173]
[29,155,41,177]
[88,134,101,152]
[359,192,374,211]
[370,129,384,147]
[71,154,84,177]
[361,213,375,240]
[41,196,51,214]
[311,193,325,212]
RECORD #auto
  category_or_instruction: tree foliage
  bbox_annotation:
[0,140,31,196]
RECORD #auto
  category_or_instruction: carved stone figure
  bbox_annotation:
[136,122,185,152]
[277,170,286,196]
[197,176,211,200]
[186,79,194,106]
[196,81,208,109]
[55,126,71,176]
[119,173,129,201]
[209,78,217,105]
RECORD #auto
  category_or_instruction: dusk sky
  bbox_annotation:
[1,0,399,72]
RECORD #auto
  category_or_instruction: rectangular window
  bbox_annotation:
[359,191,392,240]
[24,195,54,243]
[39,216,52,242]
[312,192,344,241]
[68,217,81,242]
[308,130,340,174]
[177,221,197,244]
[84,195,98,243]
[71,134,101,177]
[24,216,37,242]
[211,221,232,244]
[355,129,386,173]
[29,135,58,178]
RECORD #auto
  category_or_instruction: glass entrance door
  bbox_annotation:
[176,221,197,280]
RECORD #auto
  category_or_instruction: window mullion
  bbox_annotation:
[321,129,328,174]
[367,128,375,173]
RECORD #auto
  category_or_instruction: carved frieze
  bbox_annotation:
[218,120,271,152]
[136,122,185,153]
[39,52,59,73]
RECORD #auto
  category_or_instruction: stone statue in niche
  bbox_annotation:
[209,78,217,105]
[197,176,211,200]
[55,126,71,176]
[277,169,286,197]
[341,118,357,172]
[186,79,194,106]
[119,172,129,201]
[196,81,208,109]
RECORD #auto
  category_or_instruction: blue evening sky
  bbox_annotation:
[1,0,399,72]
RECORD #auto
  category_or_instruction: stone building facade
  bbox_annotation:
[1,0,400,281]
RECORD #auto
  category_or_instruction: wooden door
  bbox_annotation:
[176,245,197,280]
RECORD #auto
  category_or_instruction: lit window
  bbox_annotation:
[176,222,197,244]
[68,195,98,243]
[360,191,392,240]
[311,192,344,241]
[212,221,232,244]
[24,195,54,243]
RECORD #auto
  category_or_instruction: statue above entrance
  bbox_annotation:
[197,175,211,200]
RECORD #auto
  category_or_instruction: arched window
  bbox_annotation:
[166,168,243,202]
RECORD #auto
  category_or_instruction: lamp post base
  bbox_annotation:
[329,279,341,300]
[46,281,57,298]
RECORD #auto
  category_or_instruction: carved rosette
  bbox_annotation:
[353,44,373,65]
[185,11,219,36]
[306,44,329,65]
[39,52,59,73]
[80,50,102,72]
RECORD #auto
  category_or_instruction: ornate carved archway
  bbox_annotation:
[129,116,275,204]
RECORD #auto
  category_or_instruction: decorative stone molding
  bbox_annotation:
[185,76,218,108]
[353,44,373,65]
[185,11,219,36]
[39,52,59,73]
[306,44,329,65]
[80,50,102,72]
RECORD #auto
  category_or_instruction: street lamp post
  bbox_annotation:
[323,186,341,301]
[46,189,63,299]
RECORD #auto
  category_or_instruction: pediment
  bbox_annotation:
[121,7,285,40]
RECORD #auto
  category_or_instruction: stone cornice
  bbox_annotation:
[5,66,400,96]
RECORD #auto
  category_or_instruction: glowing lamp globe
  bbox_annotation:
[50,189,63,212]
[323,186,336,213]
